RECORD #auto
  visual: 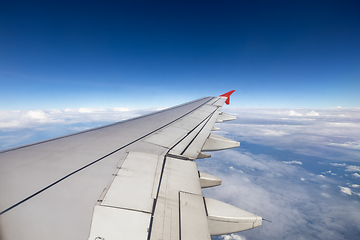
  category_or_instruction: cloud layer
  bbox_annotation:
[219,107,360,162]
[199,107,360,240]
[0,107,359,239]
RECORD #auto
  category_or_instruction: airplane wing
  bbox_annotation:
[0,91,262,240]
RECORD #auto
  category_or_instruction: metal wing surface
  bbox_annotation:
[0,91,262,240]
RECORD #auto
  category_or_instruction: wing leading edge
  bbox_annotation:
[0,91,262,240]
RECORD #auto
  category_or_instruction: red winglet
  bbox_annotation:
[220,90,235,105]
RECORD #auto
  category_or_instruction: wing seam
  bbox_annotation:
[179,110,217,155]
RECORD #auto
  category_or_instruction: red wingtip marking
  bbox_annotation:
[220,90,235,105]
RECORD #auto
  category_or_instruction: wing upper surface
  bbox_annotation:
[0,92,262,240]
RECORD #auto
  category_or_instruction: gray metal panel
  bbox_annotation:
[180,192,211,240]
[144,126,189,148]
[172,116,202,131]
[101,152,163,213]
[0,150,126,240]
[149,157,203,240]
[202,134,240,151]
[206,97,220,105]
[212,97,226,107]
[205,198,262,235]
[88,205,151,240]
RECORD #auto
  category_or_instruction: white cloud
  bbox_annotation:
[220,234,247,240]
[306,110,320,116]
[330,163,346,167]
[283,161,303,165]
[78,108,94,113]
[321,193,330,198]
[261,129,289,136]
[328,141,360,150]
[352,184,360,188]
[199,149,360,240]
[318,175,326,178]
[26,110,48,120]
[49,109,62,114]
[155,107,169,111]
[339,186,352,195]
[288,110,302,116]
[113,107,130,112]
[1,106,360,239]
[345,165,360,172]
[68,126,92,131]
[218,108,360,162]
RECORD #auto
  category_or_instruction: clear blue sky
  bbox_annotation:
[1,0,359,110]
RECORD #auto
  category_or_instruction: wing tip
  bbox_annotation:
[219,90,235,105]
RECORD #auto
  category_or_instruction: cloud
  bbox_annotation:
[283,161,303,165]
[26,110,48,120]
[200,107,360,239]
[339,186,352,195]
[345,165,360,172]
[321,193,330,198]
[288,110,302,116]
[330,163,347,167]
[352,173,360,178]
[78,108,94,113]
[200,149,360,240]
[306,110,320,116]
[352,184,360,188]
[260,129,289,136]
[220,234,247,240]
[220,107,360,162]
[113,107,130,112]
[1,106,360,239]
[328,141,360,150]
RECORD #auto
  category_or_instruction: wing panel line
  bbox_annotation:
[179,191,182,240]
[0,97,215,216]
[179,110,216,155]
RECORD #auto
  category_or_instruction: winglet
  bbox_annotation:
[220,90,235,105]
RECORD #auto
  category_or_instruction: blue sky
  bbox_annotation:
[1,2,359,238]
[1,0,359,110]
